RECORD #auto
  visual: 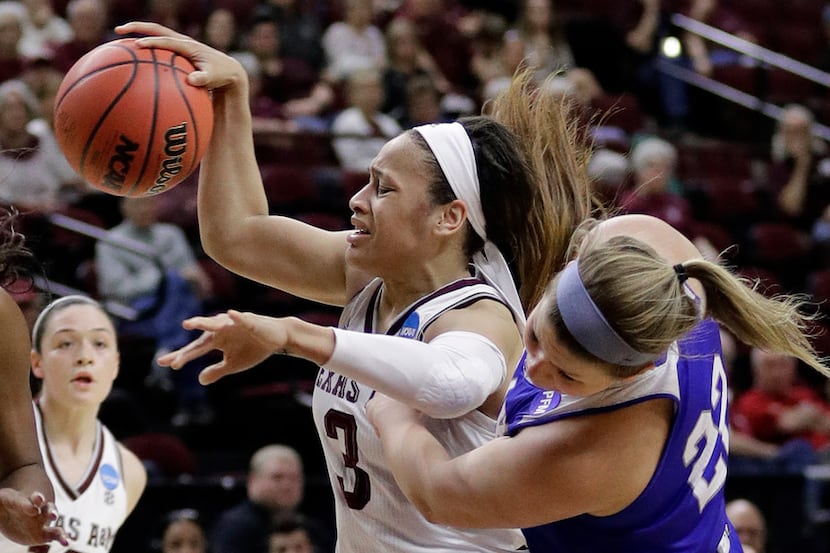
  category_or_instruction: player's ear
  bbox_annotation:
[30,351,44,379]
[436,199,467,236]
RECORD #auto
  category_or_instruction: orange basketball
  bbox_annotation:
[53,38,213,197]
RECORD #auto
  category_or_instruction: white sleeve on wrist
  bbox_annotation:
[328,328,507,419]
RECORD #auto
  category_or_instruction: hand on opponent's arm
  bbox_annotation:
[0,489,67,547]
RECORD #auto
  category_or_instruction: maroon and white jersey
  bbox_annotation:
[0,404,128,553]
[312,277,526,553]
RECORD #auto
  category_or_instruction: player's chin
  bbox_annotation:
[344,245,370,266]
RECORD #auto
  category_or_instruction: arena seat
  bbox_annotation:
[743,221,813,290]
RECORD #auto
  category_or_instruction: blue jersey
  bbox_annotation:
[503,319,743,553]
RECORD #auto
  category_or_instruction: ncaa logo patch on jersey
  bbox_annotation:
[399,312,420,339]
[99,463,120,490]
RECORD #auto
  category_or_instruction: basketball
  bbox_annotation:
[53,38,213,197]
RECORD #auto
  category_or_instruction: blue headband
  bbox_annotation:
[556,261,657,367]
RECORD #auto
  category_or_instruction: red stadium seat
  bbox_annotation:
[745,221,811,263]
[340,170,370,199]
[675,142,754,181]
[735,265,785,298]
[590,93,646,134]
[711,65,759,97]
[809,321,830,358]
[766,67,817,105]
[743,221,813,290]
[690,221,738,256]
[807,269,830,314]
[296,211,350,231]
[259,163,322,211]
[687,176,763,225]
[198,257,239,309]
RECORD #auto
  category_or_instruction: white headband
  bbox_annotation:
[32,294,101,351]
[414,122,526,331]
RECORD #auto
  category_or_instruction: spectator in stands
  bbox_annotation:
[94,195,214,427]
[201,7,241,53]
[656,0,760,136]
[600,0,666,120]
[619,137,692,228]
[767,104,830,268]
[719,329,795,475]
[768,104,830,234]
[236,10,333,132]
[503,0,604,105]
[0,2,28,83]
[381,17,450,122]
[211,445,334,553]
[50,0,112,73]
[683,0,760,78]
[265,0,325,72]
[0,79,82,211]
[321,0,386,84]
[331,67,402,171]
[725,498,767,553]
[398,74,451,128]
[234,51,297,135]
[268,513,315,553]
[586,147,631,205]
[18,0,72,60]
[618,0,662,60]
[600,0,691,132]
[394,0,476,97]
[620,136,725,260]
[468,12,510,104]
[142,0,205,39]
[158,508,208,553]
[21,60,64,132]
[731,347,830,472]
[504,0,572,83]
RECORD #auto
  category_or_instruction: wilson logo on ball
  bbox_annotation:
[150,123,189,194]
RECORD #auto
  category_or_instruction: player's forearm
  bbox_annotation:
[1,464,54,504]
[374,412,451,521]
[282,317,338,366]
[197,85,268,258]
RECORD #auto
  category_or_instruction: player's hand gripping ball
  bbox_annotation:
[53,38,213,197]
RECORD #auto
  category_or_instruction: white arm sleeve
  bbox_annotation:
[327,328,507,419]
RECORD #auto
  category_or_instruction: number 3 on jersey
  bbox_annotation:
[325,409,371,509]
[683,355,729,512]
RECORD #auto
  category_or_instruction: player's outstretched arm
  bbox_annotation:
[114,22,353,306]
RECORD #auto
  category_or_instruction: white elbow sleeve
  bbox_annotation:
[328,329,506,418]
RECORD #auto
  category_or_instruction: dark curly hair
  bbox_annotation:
[0,207,36,288]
